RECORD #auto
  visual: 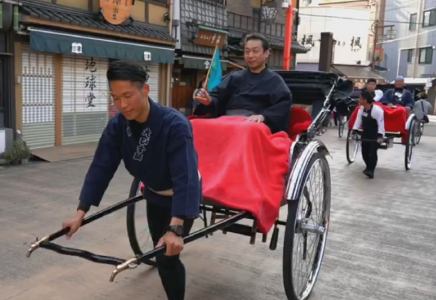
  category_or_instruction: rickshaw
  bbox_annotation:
[26,71,354,300]
[335,96,358,138]
[345,102,418,171]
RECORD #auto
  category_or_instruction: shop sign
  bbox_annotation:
[194,27,227,48]
[72,42,83,54]
[84,58,98,108]
[143,51,152,61]
[100,0,134,25]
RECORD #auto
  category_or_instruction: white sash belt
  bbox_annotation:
[147,170,201,197]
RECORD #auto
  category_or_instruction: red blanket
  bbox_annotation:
[348,102,408,135]
[191,116,293,233]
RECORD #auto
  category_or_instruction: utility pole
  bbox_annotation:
[371,20,379,71]
[412,0,425,78]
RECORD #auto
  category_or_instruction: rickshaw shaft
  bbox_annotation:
[27,195,144,258]
[109,211,249,282]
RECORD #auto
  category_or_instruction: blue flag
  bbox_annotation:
[207,47,222,91]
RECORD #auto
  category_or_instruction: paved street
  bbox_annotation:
[1,129,436,300]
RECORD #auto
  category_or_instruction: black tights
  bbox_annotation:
[146,202,194,300]
[361,141,378,172]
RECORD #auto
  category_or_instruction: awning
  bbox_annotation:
[227,30,309,54]
[28,27,175,64]
[331,64,387,83]
[368,63,389,71]
[181,55,228,71]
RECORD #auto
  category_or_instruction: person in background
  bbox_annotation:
[380,76,414,113]
[414,91,433,123]
[352,89,385,179]
[365,78,383,101]
[195,32,292,134]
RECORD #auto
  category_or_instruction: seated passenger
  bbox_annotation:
[195,32,292,134]
[380,76,414,114]
[364,78,383,101]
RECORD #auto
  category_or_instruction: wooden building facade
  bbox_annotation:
[15,0,175,150]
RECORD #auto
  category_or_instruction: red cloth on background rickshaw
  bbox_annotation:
[348,102,408,143]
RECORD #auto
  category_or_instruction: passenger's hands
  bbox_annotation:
[377,137,384,144]
[246,115,265,123]
[388,103,395,108]
[194,88,212,106]
[62,211,85,240]
[405,106,411,114]
[156,231,184,256]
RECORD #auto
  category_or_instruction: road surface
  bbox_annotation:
[1,130,435,300]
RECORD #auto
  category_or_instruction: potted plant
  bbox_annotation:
[3,141,21,165]
[20,143,32,165]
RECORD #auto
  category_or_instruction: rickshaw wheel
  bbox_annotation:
[283,152,331,300]
[338,122,344,138]
[405,118,416,171]
[415,122,424,145]
[126,178,157,267]
[346,129,360,164]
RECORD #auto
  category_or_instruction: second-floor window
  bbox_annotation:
[407,49,414,63]
[228,13,252,30]
[419,47,433,64]
[147,0,168,4]
[409,13,417,30]
[407,49,413,63]
[423,9,436,27]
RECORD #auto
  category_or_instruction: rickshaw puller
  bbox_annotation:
[352,90,385,178]
[61,59,202,300]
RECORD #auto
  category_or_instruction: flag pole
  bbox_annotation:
[195,44,219,102]
[204,44,219,90]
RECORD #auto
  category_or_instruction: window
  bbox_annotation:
[409,13,417,30]
[253,9,260,30]
[407,49,414,62]
[423,9,436,27]
[234,14,241,28]
[228,13,234,27]
[147,0,168,5]
[419,47,433,64]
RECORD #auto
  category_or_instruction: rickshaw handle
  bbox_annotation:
[26,194,144,258]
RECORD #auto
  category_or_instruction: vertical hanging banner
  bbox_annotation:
[85,58,97,108]
[100,0,134,25]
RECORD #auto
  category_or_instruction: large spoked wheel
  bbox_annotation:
[337,115,347,138]
[404,119,416,171]
[415,122,424,145]
[346,130,360,163]
[126,178,157,266]
[283,152,331,300]
[338,121,344,138]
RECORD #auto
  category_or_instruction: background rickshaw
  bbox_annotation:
[26,71,354,300]
[335,96,358,138]
[346,102,418,171]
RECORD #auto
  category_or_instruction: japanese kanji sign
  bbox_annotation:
[194,27,227,48]
[100,0,134,25]
[85,58,97,108]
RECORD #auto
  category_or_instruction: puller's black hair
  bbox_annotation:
[107,59,149,86]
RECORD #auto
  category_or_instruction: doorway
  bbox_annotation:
[171,66,196,115]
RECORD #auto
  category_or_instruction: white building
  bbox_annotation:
[296,6,372,68]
